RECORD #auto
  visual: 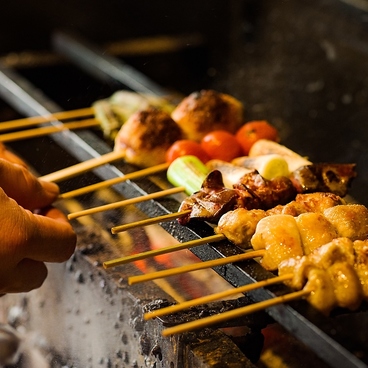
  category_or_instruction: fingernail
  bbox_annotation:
[40,180,60,196]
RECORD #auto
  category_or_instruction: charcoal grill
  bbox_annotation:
[0,25,367,368]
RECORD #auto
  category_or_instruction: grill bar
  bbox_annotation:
[53,31,170,97]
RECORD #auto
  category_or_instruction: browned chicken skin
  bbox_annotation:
[114,107,183,167]
[214,194,368,274]
[171,89,244,142]
[279,238,366,315]
[214,192,346,251]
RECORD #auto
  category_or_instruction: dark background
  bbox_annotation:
[1,0,368,205]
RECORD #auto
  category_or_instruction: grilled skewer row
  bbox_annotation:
[152,237,368,337]
[215,192,368,270]
[278,237,368,315]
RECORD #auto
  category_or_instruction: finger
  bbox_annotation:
[22,210,77,263]
[0,191,76,265]
[33,206,69,222]
[19,211,76,262]
[0,259,48,294]
[0,159,59,210]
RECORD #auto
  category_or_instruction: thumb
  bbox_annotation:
[0,159,59,210]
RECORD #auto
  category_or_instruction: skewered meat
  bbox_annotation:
[266,192,346,216]
[323,204,368,241]
[178,156,354,226]
[279,238,365,315]
[114,107,183,168]
[295,212,338,254]
[178,170,242,225]
[215,208,266,249]
[234,170,297,209]
[178,170,296,225]
[93,90,176,140]
[251,214,304,271]
[302,268,337,315]
[212,192,368,271]
[290,163,357,197]
[214,192,344,250]
[251,204,368,271]
[171,90,244,142]
[353,240,368,298]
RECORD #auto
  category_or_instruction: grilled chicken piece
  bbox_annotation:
[353,239,368,299]
[294,192,346,213]
[178,170,242,225]
[295,212,338,255]
[327,261,363,311]
[278,253,335,310]
[280,238,364,315]
[308,237,356,269]
[303,268,337,315]
[309,238,363,311]
[178,170,296,225]
[290,163,357,197]
[251,214,304,271]
[181,187,238,224]
[214,208,266,249]
[323,204,368,241]
[266,192,345,216]
[171,90,244,142]
[114,107,183,167]
[234,171,297,210]
[279,256,312,290]
[93,90,176,140]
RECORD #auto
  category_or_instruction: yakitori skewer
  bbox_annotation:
[0,107,94,132]
[67,186,186,220]
[0,118,99,143]
[128,249,266,285]
[40,150,126,183]
[161,289,310,336]
[144,273,293,320]
[59,162,170,199]
[103,193,351,269]
[124,201,368,285]
[161,237,368,336]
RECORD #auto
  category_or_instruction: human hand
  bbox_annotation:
[0,159,76,293]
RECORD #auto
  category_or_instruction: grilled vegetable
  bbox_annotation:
[167,155,210,195]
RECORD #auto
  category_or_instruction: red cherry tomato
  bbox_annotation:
[201,130,242,162]
[165,140,210,163]
[235,120,280,155]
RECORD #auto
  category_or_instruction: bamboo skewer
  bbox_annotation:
[67,186,186,220]
[161,289,311,336]
[103,232,223,269]
[128,249,266,285]
[40,150,126,183]
[144,273,294,320]
[0,118,99,143]
[0,107,94,132]
[111,209,190,234]
[59,162,170,199]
